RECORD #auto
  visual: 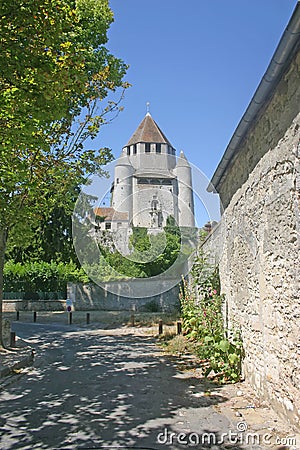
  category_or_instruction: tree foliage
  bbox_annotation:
[0,0,127,149]
[6,203,77,264]
[98,226,194,279]
[0,0,128,346]
[0,0,128,233]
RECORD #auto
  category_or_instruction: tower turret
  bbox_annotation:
[173,150,195,227]
[112,149,134,221]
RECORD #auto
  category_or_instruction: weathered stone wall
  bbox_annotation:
[132,180,176,228]
[203,111,300,428]
[200,223,224,266]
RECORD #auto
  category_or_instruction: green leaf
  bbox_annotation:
[228,353,240,365]
[217,340,230,352]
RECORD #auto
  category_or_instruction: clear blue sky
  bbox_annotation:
[87,0,298,226]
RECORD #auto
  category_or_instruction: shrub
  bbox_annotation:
[179,249,243,384]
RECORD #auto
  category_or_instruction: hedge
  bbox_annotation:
[3,260,89,295]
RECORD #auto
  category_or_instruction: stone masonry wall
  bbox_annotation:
[203,112,300,428]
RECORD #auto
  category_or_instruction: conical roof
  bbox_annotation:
[176,150,191,167]
[126,113,173,146]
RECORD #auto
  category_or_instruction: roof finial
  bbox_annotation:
[146,101,150,115]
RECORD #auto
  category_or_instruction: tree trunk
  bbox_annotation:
[0,226,8,348]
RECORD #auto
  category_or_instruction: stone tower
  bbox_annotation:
[173,150,195,227]
[110,112,195,229]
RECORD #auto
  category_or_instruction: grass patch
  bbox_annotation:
[129,312,180,327]
[159,333,199,356]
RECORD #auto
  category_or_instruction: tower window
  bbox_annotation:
[145,143,151,153]
[127,146,130,155]
[133,144,137,154]
[137,178,150,184]
[156,143,161,153]
[151,197,159,211]
[137,177,172,185]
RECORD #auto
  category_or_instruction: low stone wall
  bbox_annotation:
[3,299,66,312]
[3,278,180,313]
[203,113,300,429]
[67,279,180,312]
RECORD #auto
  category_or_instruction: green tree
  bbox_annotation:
[0,0,127,346]
[6,204,77,264]
[0,0,127,148]
[98,225,187,279]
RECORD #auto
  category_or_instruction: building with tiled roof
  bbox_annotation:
[94,207,128,231]
[107,112,195,229]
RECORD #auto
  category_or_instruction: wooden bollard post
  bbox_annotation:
[131,313,135,327]
[158,319,163,335]
[68,312,73,325]
[177,321,182,335]
[16,311,20,321]
[86,313,90,325]
[10,331,16,347]
[33,311,37,323]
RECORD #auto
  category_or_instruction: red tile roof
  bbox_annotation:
[94,207,128,222]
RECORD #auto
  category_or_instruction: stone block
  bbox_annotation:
[2,319,11,346]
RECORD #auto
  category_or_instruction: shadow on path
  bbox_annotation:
[0,323,246,449]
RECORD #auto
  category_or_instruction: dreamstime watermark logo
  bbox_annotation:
[72,155,222,297]
[157,422,297,448]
